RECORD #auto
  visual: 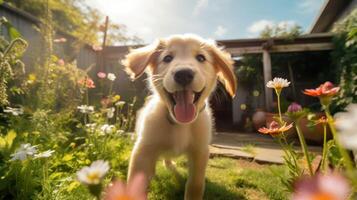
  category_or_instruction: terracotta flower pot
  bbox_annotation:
[298,113,332,144]
[252,109,266,131]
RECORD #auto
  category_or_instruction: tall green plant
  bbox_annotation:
[0,17,27,105]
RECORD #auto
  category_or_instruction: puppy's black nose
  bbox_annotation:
[174,69,194,86]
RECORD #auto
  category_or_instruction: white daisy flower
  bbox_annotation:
[106,107,115,119]
[77,160,109,185]
[35,150,55,158]
[4,107,24,116]
[107,73,116,81]
[10,143,38,161]
[100,124,115,134]
[77,105,94,114]
[335,104,357,150]
[115,101,126,107]
[266,77,290,90]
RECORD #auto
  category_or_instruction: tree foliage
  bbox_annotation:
[4,0,142,45]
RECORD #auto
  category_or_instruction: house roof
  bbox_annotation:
[0,3,40,24]
[310,0,353,33]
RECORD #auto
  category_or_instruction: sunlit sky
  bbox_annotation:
[86,0,325,43]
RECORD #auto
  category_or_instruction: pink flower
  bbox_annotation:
[92,45,103,51]
[287,102,302,113]
[293,172,351,200]
[53,38,67,43]
[97,72,106,79]
[104,173,147,200]
[258,121,293,136]
[78,77,95,88]
[57,59,65,66]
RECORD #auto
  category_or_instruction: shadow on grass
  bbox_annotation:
[149,172,246,200]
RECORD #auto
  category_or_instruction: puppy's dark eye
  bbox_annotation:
[163,55,173,63]
[196,54,206,62]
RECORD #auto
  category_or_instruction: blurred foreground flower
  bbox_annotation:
[78,77,96,88]
[266,77,290,93]
[10,143,37,161]
[292,172,351,200]
[335,104,357,150]
[104,173,147,200]
[97,72,106,79]
[4,106,23,116]
[258,121,293,136]
[77,105,94,114]
[77,160,110,198]
[107,73,116,81]
[77,160,109,185]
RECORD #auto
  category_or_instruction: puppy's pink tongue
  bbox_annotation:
[173,90,196,123]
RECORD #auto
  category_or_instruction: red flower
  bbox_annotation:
[258,121,293,136]
[78,77,95,88]
[104,173,147,200]
[303,82,340,97]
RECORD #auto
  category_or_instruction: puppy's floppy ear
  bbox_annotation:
[209,45,237,97]
[122,40,163,79]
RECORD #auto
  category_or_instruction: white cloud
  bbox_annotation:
[214,25,227,37]
[298,0,324,14]
[247,19,298,36]
[247,20,274,34]
[86,0,193,43]
[193,0,209,16]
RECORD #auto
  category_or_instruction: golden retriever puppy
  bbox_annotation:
[122,34,236,200]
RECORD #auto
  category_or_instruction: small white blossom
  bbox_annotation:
[335,104,357,150]
[115,101,125,107]
[107,73,116,81]
[85,123,97,132]
[266,77,290,89]
[35,150,55,158]
[4,107,24,116]
[77,160,109,185]
[106,107,115,118]
[116,129,125,135]
[77,105,94,114]
[10,143,38,161]
[100,124,115,134]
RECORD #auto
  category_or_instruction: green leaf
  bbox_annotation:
[66,181,80,192]
[0,0,3,5]
[3,21,21,40]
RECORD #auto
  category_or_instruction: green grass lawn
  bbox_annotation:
[149,157,290,200]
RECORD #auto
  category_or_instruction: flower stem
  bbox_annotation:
[276,90,283,124]
[321,124,328,172]
[295,122,313,176]
[324,106,355,181]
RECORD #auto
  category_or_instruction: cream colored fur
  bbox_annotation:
[122,34,237,200]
